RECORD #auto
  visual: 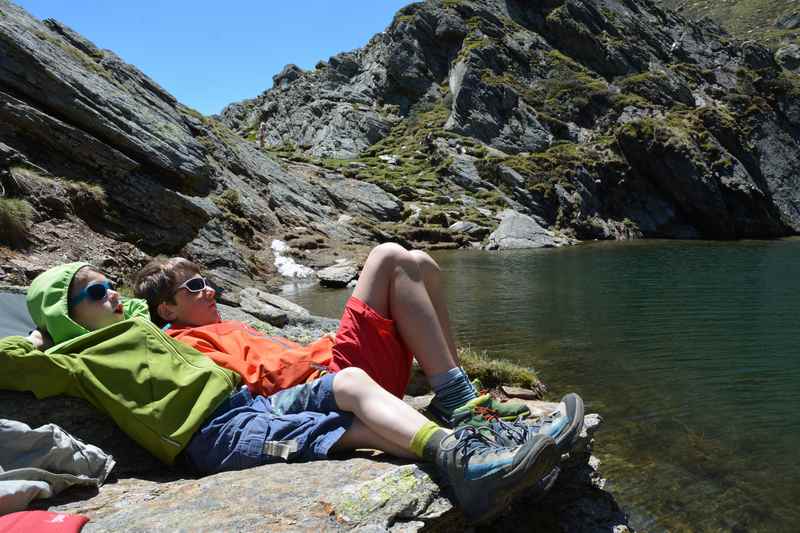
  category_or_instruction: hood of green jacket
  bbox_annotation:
[27,262,92,346]
[26,263,152,348]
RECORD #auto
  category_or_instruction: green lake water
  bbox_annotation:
[282,239,800,532]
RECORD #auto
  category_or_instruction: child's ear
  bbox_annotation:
[157,302,177,323]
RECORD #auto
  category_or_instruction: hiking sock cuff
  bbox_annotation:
[410,421,446,461]
[459,366,478,393]
[429,367,462,391]
[430,370,478,412]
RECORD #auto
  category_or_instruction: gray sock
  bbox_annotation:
[431,367,477,412]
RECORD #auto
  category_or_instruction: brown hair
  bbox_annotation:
[67,265,100,318]
[133,257,201,327]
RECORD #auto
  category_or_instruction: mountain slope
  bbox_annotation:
[220,0,800,244]
[0,0,405,286]
[4,0,800,287]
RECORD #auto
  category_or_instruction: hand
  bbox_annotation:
[26,329,53,350]
[323,332,336,343]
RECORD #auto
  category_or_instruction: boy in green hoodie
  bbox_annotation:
[0,262,560,524]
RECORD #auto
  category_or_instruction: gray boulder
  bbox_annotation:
[448,221,490,240]
[497,165,526,188]
[319,173,404,222]
[448,154,485,191]
[485,210,564,250]
[251,291,310,320]
[238,288,290,327]
[776,43,800,71]
[217,302,338,344]
[70,460,451,532]
[317,262,359,288]
[776,12,800,29]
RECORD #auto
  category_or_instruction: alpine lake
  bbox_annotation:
[283,238,800,532]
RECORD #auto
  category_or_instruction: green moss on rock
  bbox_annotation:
[459,346,541,391]
[0,197,33,248]
[213,189,253,238]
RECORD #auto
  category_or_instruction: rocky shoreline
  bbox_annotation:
[0,285,630,531]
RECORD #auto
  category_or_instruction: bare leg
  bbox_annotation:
[331,367,442,455]
[408,250,460,365]
[331,418,415,459]
[351,243,457,376]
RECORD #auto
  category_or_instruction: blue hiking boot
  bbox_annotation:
[436,425,559,524]
[489,393,585,455]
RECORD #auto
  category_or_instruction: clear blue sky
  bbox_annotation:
[16,1,413,115]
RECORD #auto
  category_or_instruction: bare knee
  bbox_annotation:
[366,243,421,280]
[333,367,376,409]
[409,250,441,280]
[368,242,410,267]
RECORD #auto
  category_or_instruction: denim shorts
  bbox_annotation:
[185,373,353,474]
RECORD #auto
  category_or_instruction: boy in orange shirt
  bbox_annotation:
[132,245,575,523]
[134,243,531,424]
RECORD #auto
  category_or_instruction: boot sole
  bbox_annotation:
[555,393,584,454]
[463,435,559,524]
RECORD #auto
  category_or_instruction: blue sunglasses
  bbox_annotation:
[70,280,115,307]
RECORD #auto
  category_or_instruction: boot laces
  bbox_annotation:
[440,425,511,464]
[474,405,500,421]
[491,416,531,445]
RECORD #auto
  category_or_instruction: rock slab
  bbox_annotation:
[485,210,566,250]
[318,262,359,288]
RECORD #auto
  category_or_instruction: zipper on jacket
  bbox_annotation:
[140,319,237,389]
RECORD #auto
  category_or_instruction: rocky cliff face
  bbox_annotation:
[0,0,405,287]
[220,0,800,247]
[3,0,800,287]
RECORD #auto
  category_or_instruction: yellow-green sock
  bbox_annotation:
[410,421,447,462]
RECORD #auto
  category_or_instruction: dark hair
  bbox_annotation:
[133,257,201,327]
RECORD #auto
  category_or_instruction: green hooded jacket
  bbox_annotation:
[0,262,240,464]
[26,261,148,347]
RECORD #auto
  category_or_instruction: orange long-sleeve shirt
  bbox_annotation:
[166,321,335,397]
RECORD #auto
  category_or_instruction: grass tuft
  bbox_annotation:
[0,197,33,248]
[458,345,541,390]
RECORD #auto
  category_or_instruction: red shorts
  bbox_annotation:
[329,296,413,398]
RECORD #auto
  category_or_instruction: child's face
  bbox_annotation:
[70,269,125,331]
[159,274,220,327]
